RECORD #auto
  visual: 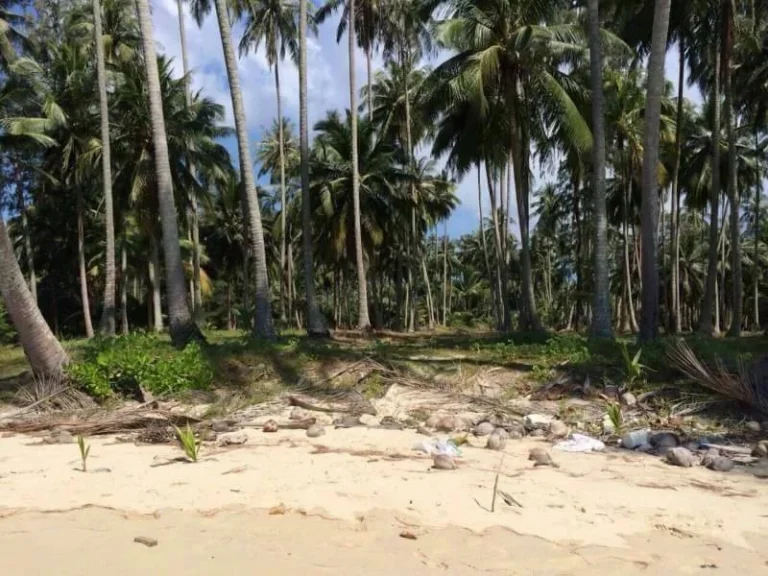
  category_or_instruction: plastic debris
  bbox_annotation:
[412,438,463,458]
[554,433,605,453]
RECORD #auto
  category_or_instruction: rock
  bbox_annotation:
[289,407,307,421]
[431,454,456,470]
[746,421,762,433]
[704,455,734,472]
[524,414,553,431]
[665,447,696,468]
[333,415,363,428]
[651,432,680,452]
[199,429,218,442]
[529,429,545,438]
[435,415,458,432]
[620,392,637,407]
[548,420,568,439]
[752,440,768,458]
[621,430,650,450]
[211,420,235,433]
[269,503,287,515]
[603,385,620,400]
[473,422,495,437]
[133,536,157,548]
[636,443,653,453]
[379,416,403,430]
[399,530,418,540]
[486,433,506,451]
[216,431,248,447]
[683,441,700,452]
[416,426,432,436]
[43,429,73,444]
[425,414,441,429]
[492,428,510,440]
[262,419,279,433]
[528,447,558,468]
[306,425,326,438]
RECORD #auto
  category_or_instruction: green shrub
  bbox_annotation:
[67,333,213,399]
[0,301,17,345]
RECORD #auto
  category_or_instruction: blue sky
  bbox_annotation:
[151,0,703,239]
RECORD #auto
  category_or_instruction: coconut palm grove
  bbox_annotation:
[0,0,767,377]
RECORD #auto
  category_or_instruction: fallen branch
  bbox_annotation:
[241,418,317,430]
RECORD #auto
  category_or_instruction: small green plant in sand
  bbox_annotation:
[76,435,91,472]
[606,403,624,434]
[175,424,200,462]
[620,343,648,390]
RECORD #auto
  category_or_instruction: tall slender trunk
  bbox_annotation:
[422,259,435,330]
[486,162,506,329]
[573,174,583,330]
[149,232,163,333]
[120,240,128,335]
[298,0,328,337]
[275,61,287,324]
[213,0,274,338]
[366,45,373,117]
[135,0,199,346]
[287,235,294,324]
[348,0,370,329]
[442,227,448,326]
[639,0,671,342]
[76,188,94,338]
[403,48,419,333]
[670,37,684,333]
[16,183,37,304]
[0,218,67,375]
[724,5,741,336]
[700,28,722,335]
[752,129,761,331]
[93,0,116,336]
[623,166,639,333]
[226,282,233,330]
[588,0,611,337]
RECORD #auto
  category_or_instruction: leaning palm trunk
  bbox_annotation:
[212,0,275,338]
[348,0,370,330]
[638,0,671,342]
[477,165,499,326]
[753,129,761,330]
[76,189,94,338]
[176,0,203,322]
[587,0,611,338]
[0,217,67,375]
[700,34,722,335]
[670,39,684,333]
[16,185,37,304]
[120,241,128,335]
[135,0,200,346]
[298,0,328,337]
[93,0,116,336]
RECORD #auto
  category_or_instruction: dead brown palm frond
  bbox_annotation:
[668,340,768,414]
[11,374,94,415]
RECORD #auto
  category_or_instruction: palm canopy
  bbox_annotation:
[234,0,300,66]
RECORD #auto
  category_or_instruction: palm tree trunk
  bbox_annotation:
[486,162,506,329]
[212,0,274,338]
[700,29,722,335]
[93,0,116,336]
[442,227,448,326]
[76,188,94,339]
[753,129,761,331]
[348,0,370,330]
[176,0,203,323]
[135,0,199,346]
[275,61,288,324]
[422,259,435,330]
[623,177,639,333]
[670,37,685,333]
[638,0,671,342]
[120,240,128,335]
[16,183,37,304]
[724,5,741,336]
[573,174,583,330]
[287,234,294,325]
[477,165,496,324]
[366,45,373,117]
[587,0,611,338]
[243,247,251,328]
[149,232,163,332]
[0,217,67,375]
[298,0,328,337]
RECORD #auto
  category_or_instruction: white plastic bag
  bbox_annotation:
[412,438,462,458]
[554,433,605,453]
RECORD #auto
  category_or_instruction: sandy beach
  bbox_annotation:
[1,424,767,575]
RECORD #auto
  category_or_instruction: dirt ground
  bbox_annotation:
[1,415,768,575]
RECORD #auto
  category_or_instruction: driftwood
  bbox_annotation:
[241,417,317,430]
[287,394,376,416]
[0,405,200,435]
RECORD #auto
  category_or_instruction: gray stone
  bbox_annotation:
[473,422,495,437]
[216,431,248,447]
[289,407,307,421]
[425,414,441,429]
[199,429,218,442]
[492,428,510,440]
[683,440,700,452]
[636,443,654,453]
[432,454,456,470]
[704,455,734,472]
[133,536,158,548]
[620,392,637,407]
[529,447,558,467]
[651,432,680,451]
[603,385,620,400]
[621,430,650,450]
[529,429,545,438]
[211,420,235,433]
[746,421,762,433]
[752,440,768,458]
[548,420,568,439]
[665,447,696,468]
[486,433,506,451]
[524,414,553,431]
[262,419,279,433]
[306,425,326,438]
[435,416,458,432]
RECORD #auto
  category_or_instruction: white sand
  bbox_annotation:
[1,427,767,574]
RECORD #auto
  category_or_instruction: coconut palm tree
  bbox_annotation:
[237,0,299,325]
[134,0,201,346]
[184,0,275,338]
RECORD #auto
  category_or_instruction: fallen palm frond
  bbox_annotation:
[0,404,201,435]
[668,340,768,414]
